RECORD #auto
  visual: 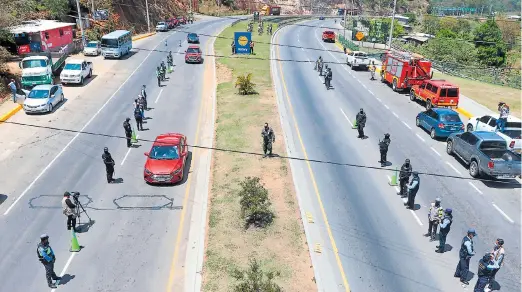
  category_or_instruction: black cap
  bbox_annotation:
[405,159,410,163]
[64,191,71,197]
[126,117,130,121]
[104,147,109,152]
[497,238,504,245]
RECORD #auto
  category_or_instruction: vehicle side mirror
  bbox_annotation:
[144,152,149,156]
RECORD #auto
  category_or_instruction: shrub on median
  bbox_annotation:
[235,73,256,95]
[232,257,282,292]
[238,177,274,228]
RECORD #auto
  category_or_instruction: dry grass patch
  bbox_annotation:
[203,22,315,292]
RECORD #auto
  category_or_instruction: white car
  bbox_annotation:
[60,59,93,85]
[23,84,64,114]
[156,22,168,32]
[467,115,522,153]
[346,51,370,70]
[83,41,101,56]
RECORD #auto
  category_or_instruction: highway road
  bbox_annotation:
[272,20,521,292]
[0,16,232,292]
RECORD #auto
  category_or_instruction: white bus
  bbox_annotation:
[101,30,132,59]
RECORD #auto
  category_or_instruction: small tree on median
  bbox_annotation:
[235,73,256,95]
[238,177,274,228]
[232,257,282,292]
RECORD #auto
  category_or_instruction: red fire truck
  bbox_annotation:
[380,50,433,92]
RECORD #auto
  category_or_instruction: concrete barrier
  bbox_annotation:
[0,104,22,123]
[132,32,156,41]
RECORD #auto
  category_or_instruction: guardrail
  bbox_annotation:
[337,34,359,51]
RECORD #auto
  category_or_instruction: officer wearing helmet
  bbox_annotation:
[102,147,115,183]
[426,197,443,241]
[123,118,133,147]
[378,133,391,166]
[474,253,499,292]
[436,208,453,253]
[398,159,412,197]
[37,234,61,288]
[404,171,419,209]
[355,108,367,138]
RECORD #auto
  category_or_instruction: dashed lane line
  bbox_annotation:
[50,253,76,292]
[445,161,462,175]
[468,182,483,194]
[384,105,390,109]
[155,88,164,103]
[415,133,425,142]
[492,203,515,224]
[402,121,412,129]
[430,147,442,157]
[340,108,354,127]
[120,134,139,166]
[410,210,423,226]
[368,90,374,96]
[392,112,399,118]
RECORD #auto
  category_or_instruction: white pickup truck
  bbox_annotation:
[60,59,93,85]
[466,115,522,153]
[346,51,370,70]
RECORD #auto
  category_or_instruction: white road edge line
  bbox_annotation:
[340,108,354,127]
[402,121,412,129]
[376,97,382,102]
[120,135,138,166]
[368,90,374,96]
[468,182,483,194]
[392,112,399,118]
[492,203,515,224]
[416,133,425,142]
[430,147,442,157]
[410,210,423,226]
[50,253,76,292]
[445,161,462,175]
[154,88,164,103]
[384,105,390,109]
[3,33,173,216]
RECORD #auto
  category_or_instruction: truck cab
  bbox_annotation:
[410,79,459,110]
[19,50,68,89]
[60,59,93,85]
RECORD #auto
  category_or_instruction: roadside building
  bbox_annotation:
[9,20,76,55]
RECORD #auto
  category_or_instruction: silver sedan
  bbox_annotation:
[23,84,64,114]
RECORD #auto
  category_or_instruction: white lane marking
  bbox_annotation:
[445,161,462,175]
[402,121,412,129]
[368,90,374,96]
[155,88,164,103]
[394,186,400,193]
[3,33,172,216]
[301,47,304,51]
[340,108,354,127]
[50,253,76,292]
[392,112,399,118]
[492,203,515,224]
[384,105,390,109]
[410,210,423,226]
[468,182,483,194]
[121,136,138,166]
[387,175,392,183]
[376,97,382,102]
[416,133,425,142]
[361,83,367,89]
[430,147,442,157]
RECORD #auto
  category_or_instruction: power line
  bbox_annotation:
[1,120,519,186]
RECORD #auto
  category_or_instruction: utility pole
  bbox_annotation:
[387,0,397,49]
[145,0,151,32]
[91,0,95,19]
[75,0,86,46]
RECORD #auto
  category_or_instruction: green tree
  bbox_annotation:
[473,19,507,66]
[235,73,256,95]
[422,15,440,36]
[238,177,274,228]
[41,0,70,19]
[439,17,459,34]
[232,258,282,292]
[381,18,404,38]
[436,28,457,39]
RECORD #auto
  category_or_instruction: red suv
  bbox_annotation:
[143,133,188,184]
[410,79,460,110]
[185,45,202,64]
[322,31,335,43]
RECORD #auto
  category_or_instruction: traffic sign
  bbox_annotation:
[355,31,364,41]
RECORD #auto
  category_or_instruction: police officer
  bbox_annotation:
[325,67,333,88]
[140,85,147,105]
[426,197,443,241]
[455,228,477,285]
[102,147,115,183]
[355,108,366,138]
[261,123,275,157]
[62,192,77,231]
[436,208,453,253]
[490,238,505,283]
[398,159,412,197]
[474,253,499,292]
[318,58,324,75]
[37,234,61,288]
[156,66,162,87]
[404,171,419,209]
[378,133,391,166]
[123,118,133,147]
[134,106,143,131]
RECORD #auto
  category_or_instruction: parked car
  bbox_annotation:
[346,51,370,70]
[410,79,460,110]
[446,131,521,178]
[467,115,522,153]
[143,133,188,184]
[185,45,202,64]
[416,108,464,139]
[23,84,64,114]
[187,33,200,43]
[322,30,335,42]
[177,16,187,25]
[83,41,101,56]
[60,59,93,85]
[156,22,168,32]
[319,16,325,20]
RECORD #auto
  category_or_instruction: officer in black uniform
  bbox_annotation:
[355,108,367,138]
[404,171,420,209]
[134,106,143,131]
[455,228,477,285]
[37,234,61,288]
[261,123,275,157]
[102,147,115,183]
[398,159,412,197]
[123,118,133,147]
[474,253,499,292]
[325,67,333,89]
[378,133,391,166]
[436,208,453,253]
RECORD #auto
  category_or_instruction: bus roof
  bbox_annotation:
[102,30,131,39]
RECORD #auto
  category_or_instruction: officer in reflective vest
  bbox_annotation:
[426,197,443,241]
[455,228,477,285]
[474,253,499,292]
[37,234,61,288]
[436,208,452,253]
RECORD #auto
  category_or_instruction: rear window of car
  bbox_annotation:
[440,88,459,97]
[440,114,461,123]
[480,140,507,150]
[503,129,522,139]
[186,47,200,53]
[324,31,334,35]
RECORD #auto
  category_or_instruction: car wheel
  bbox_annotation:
[446,140,454,155]
[426,99,432,110]
[415,117,421,127]
[380,73,385,83]
[466,124,473,132]
[60,93,64,103]
[469,161,480,178]
[80,77,84,85]
[88,69,92,78]
[430,128,436,139]
[48,103,53,113]
[392,79,398,91]
[409,90,416,101]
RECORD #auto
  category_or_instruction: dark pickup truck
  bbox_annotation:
[446,131,521,179]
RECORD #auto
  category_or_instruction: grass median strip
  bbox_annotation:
[203,22,315,291]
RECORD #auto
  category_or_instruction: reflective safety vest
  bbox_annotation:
[36,243,54,263]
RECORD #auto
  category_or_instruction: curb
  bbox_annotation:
[132,32,156,41]
[0,104,22,123]
[455,107,473,119]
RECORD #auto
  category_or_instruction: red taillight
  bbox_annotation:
[509,141,515,148]
[487,161,494,169]
[438,123,445,129]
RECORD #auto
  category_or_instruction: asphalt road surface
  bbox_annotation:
[272,19,520,292]
[0,16,232,292]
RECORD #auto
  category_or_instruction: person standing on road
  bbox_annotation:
[156,66,161,87]
[102,147,115,183]
[8,79,17,103]
[62,192,77,231]
[261,123,275,158]
[398,159,412,197]
[436,208,453,253]
[369,61,376,80]
[37,234,61,288]
[426,197,443,241]
[474,253,499,292]
[134,106,143,131]
[355,108,367,138]
[455,228,477,286]
[378,133,391,166]
[490,238,505,285]
[123,118,133,147]
[404,171,419,209]
[141,85,147,101]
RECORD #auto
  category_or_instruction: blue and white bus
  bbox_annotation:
[101,30,132,59]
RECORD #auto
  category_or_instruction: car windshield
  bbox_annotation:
[87,42,98,48]
[22,59,46,69]
[28,89,50,99]
[101,38,118,48]
[503,129,522,139]
[441,114,461,123]
[158,22,165,25]
[150,145,179,159]
[64,63,81,70]
[187,48,199,54]
[188,33,197,38]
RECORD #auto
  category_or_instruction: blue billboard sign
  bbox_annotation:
[234,32,252,55]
